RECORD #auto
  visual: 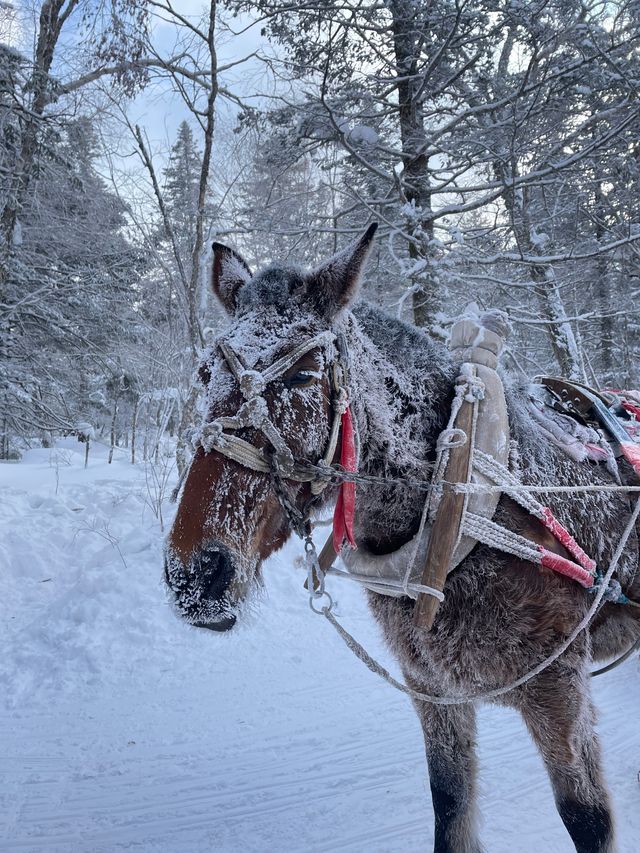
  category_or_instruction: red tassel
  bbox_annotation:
[333,407,357,554]
[621,400,640,420]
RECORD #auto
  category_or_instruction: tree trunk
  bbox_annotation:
[174,2,218,470]
[184,2,218,358]
[1,414,8,460]
[0,1,78,282]
[496,163,581,379]
[131,395,139,464]
[108,396,118,464]
[389,0,438,329]
[594,182,614,381]
[175,384,199,477]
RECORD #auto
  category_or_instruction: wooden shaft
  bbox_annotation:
[413,395,475,629]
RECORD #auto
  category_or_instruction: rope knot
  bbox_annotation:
[334,387,349,415]
[197,421,225,453]
[457,366,485,402]
[590,574,624,603]
[436,427,467,451]
[239,369,266,399]
[273,447,295,476]
[238,397,269,429]
[309,460,334,495]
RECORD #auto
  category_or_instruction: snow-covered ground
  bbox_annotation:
[1,440,639,853]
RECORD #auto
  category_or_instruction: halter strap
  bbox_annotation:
[195,330,350,490]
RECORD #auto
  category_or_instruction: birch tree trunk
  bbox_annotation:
[175,1,218,476]
[108,394,119,465]
[131,395,139,465]
[497,164,581,379]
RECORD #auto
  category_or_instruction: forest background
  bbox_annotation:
[2,0,640,472]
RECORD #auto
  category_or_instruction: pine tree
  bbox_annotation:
[164,121,202,259]
[0,116,141,454]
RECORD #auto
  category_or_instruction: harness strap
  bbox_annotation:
[201,322,603,610]
[197,428,320,482]
[472,449,597,573]
[463,512,595,588]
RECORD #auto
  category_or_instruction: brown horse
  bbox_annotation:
[166,226,640,853]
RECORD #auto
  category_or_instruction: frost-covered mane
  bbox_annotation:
[339,303,453,552]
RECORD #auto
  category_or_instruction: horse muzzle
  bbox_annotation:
[164,542,246,632]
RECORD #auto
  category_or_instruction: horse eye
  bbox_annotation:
[284,370,318,389]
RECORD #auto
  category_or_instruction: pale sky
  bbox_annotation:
[4,1,272,159]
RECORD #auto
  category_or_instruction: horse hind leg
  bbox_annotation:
[411,698,485,853]
[517,667,615,853]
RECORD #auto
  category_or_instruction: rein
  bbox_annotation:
[316,497,640,703]
[189,322,640,699]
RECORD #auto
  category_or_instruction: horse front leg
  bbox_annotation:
[411,698,484,853]
[517,668,615,853]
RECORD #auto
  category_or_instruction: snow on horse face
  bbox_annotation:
[165,229,376,631]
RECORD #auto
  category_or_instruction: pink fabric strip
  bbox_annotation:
[540,507,597,571]
[332,407,357,554]
[539,547,595,588]
[620,441,640,478]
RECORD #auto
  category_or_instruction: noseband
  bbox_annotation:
[194,329,354,537]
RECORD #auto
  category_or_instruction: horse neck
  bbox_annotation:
[341,305,456,482]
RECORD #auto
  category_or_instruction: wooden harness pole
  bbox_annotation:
[413,391,476,630]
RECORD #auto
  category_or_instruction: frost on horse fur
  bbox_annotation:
[166,226,640,853]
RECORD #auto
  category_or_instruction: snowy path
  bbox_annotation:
[1,442,639,852]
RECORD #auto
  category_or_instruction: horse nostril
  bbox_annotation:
[199,548,235,600]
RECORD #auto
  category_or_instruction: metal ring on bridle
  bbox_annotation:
[309,591,333,614]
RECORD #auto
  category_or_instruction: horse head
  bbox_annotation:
[165,224,377,631]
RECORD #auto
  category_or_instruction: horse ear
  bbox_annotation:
[211,243,252,314]
[307,223,378,316]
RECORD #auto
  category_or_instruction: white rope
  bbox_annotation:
[463,511,541,563]
[436,428,467,450]
[311,387,349,495]
[452,366,480,557]
[317,497,640,705]
[450,482,640,494]
[325,566,445,601]
[473,449,544,519]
